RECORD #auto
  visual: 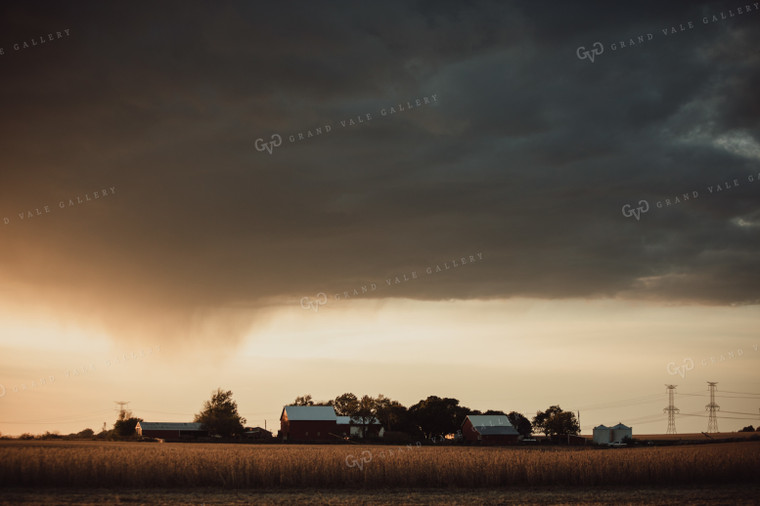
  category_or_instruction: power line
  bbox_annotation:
[618,416,665,426]
[680,393,756,400]
[0,409,112,425]
[136,409,194,416]
[721,390,760,396]
[682,390,760,399]
[678,412,758,421]
[575,393,662,411]
[626,419,663,426]
[626,414,666,423]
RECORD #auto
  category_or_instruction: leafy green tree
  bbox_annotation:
[113,409,142,438]
[408,396,470,438]
[194,388,246,437]
[352,395,377,438]
[293,394,314,406]
[507,411,533,438]
[374,395,408,432]
[531,405,579,437]
[76,428,95,439]
[333,393,359,416]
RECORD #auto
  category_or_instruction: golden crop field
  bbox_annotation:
[1,440,758,491]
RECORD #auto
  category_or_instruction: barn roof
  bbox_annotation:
[466,415,513,427]
[244,427,272,434]
[281,405,337,421]
[465,415,519,436]
[137,422,204,431]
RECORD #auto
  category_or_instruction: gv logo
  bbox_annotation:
[666,358,694,378]
[255,134,282,155]
[576,42,604,63]
[622,200,650,221]
[300,292,328,312]
[345,450,373,470]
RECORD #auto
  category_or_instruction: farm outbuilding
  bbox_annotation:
[243,427,273,440]
[593,423,632,444]
[279,405,339,441]
[336,416,385,438]
[462,415,520,444]
[135,422,207,440]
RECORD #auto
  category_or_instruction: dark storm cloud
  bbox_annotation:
[0,0,758,345]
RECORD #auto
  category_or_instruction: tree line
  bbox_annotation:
[1,389,582,441]
[195,389,581,440]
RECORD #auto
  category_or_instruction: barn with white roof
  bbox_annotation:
[462,415,520,444]
[135,422,207,440]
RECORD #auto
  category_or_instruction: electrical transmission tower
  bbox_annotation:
[664,385,679,434]
[115,401,130,418]
[706,382,719,433]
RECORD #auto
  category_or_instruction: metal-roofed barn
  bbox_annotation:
[279,405,338,441]
[243,426,273,440]
[462,415,520,444]
[135,422,207,440]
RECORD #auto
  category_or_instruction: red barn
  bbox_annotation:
[462,415,519,444]
[279,406,338,441]
[135,422,207,440]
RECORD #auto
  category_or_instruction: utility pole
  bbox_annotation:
[664,385,679,434]
[706,382,719,433]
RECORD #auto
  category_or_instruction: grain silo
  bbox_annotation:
[610,422,632,443]
[593,423,632,445]
[592,424,610,444]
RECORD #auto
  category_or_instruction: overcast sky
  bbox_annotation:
[1,0,758,436]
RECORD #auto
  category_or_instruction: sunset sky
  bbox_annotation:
[1,1,758,437]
